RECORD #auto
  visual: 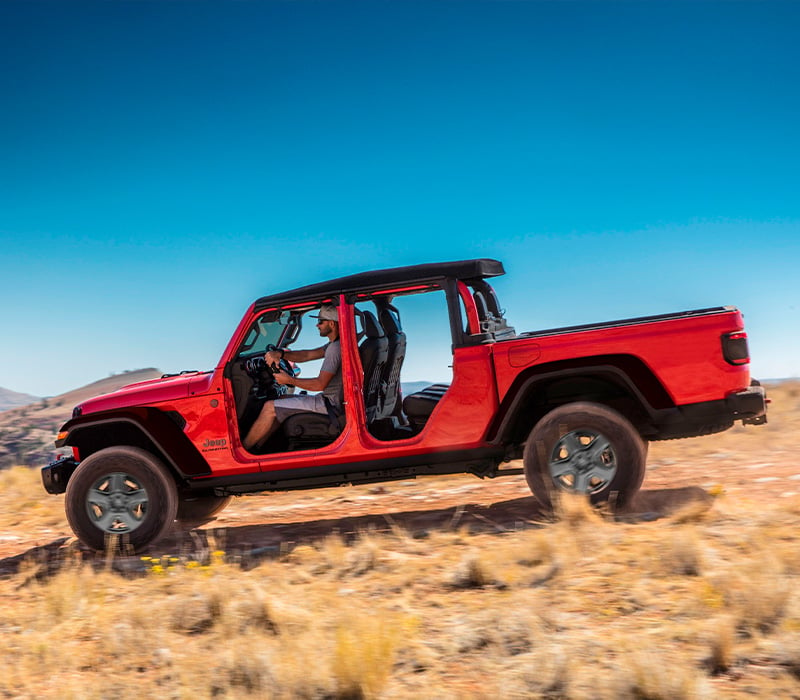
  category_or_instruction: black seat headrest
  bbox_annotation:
[361,310,384,339]
[379,307,401,335]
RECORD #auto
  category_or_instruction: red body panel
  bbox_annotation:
[79,373,196,413]
[492,309,750,407]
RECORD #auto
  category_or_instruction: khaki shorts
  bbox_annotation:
[273,394,330,422]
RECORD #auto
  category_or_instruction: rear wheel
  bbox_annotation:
[65,446,178,551]
[176,493,232,522]
[523,402,646,511]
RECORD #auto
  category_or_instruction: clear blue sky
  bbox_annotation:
[1,0,798,397]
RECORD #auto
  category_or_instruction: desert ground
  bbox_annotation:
[0,381,798,698]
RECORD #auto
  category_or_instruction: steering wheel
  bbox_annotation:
[241,345,296,401]
[265,344,297,378]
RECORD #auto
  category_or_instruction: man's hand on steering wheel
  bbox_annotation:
[273,368,293,386]
[264,344,296,379]
[263,343,283,368]
[265,349,283,368]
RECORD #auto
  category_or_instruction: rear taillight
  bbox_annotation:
[722,331,750,365]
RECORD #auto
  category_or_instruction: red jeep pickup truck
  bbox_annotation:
[42,259,767,550]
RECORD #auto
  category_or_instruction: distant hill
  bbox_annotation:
[0,368,162,469]
[401,381,442,396]
[0,387,40,412]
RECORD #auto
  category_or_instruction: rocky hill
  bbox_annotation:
[0,369,162,469]
[0,387,40,412]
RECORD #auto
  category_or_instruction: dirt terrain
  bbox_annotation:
[175,428,797,559]
[1,382,796,567]
[0,383,797,699]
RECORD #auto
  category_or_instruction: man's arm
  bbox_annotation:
[267,345,326,364]
[274,370,334,392]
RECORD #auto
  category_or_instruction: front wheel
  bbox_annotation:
[65,446,178,551]
[523,402,646,511]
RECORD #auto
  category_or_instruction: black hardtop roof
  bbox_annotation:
[254,258,505,310]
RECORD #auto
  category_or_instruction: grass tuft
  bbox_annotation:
[333,610,403,699]
[622,648,705,699]
[705,615,736,675]
[662,527,703,576]
[449,551,493,588]
[717,554,792,635]
[553,491,606,527]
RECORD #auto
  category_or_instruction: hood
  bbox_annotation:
[75,371,214,416]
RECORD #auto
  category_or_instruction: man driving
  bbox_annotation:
[243,305,343,451]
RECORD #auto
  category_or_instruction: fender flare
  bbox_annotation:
[57,408,212,478]
[489,357,674,445]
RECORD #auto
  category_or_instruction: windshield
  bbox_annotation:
[237,310,297,356]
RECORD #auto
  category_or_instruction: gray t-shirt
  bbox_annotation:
[320,339,343,407]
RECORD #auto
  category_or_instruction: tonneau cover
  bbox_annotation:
[517,306,735,340]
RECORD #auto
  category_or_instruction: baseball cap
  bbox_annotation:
[311,304,339,322]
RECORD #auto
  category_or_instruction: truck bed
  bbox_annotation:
[516,306,733,340]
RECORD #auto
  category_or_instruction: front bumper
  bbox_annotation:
[41,456,79,494]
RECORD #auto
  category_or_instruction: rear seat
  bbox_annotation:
[402,383,449,431]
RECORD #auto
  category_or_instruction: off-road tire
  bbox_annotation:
[523,402,646,511]
[176,493,232,523]
[65,446,178,552]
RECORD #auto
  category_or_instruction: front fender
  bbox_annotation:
[56,408,212,478]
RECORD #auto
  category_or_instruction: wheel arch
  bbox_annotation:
[60,408,212,482]
[490,355,674,449]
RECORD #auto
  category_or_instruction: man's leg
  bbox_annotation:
[243,395,330,452]
[243,401,280,451]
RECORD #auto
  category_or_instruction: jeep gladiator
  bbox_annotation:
[42,259,768,550]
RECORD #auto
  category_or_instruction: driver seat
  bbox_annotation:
[282,398,345,450]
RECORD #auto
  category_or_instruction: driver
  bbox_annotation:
[243,305,343,451]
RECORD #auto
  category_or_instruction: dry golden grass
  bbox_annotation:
[0,464,65,533]
[2,490,799,698]
[1,382,800,698]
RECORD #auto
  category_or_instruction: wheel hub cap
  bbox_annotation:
[549,429,617,494]
[86,472,149,533]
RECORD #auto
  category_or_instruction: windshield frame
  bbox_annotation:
[236,310,299,357]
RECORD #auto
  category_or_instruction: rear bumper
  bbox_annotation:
[726,382,768,425]
[41,456,79,494]
[648,380,767,440]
